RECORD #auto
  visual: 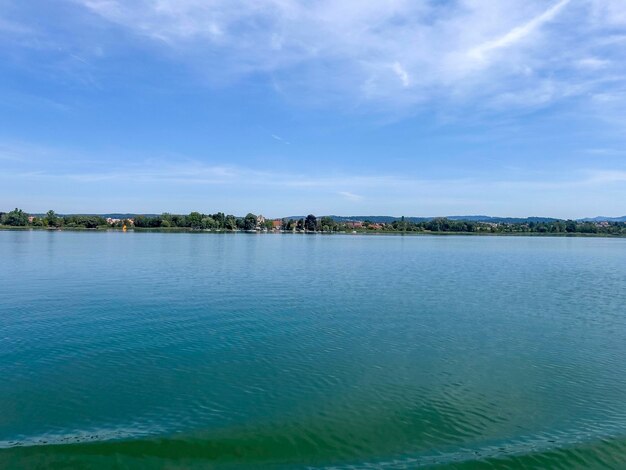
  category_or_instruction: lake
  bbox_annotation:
[1,231,626,468]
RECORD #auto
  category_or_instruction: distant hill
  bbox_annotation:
[323,215,560,224]
[282,214,626,223]
[445,216,560,223]
[579,216,626,222]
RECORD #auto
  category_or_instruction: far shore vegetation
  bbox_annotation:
[2,208,625,237]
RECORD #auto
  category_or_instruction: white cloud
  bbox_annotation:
[57,0,622,112]
[590,0,626,26]
[576,57,610,70]
[338,191,363,202]
[468,0,571,62]
[585,148,626,156]
[271,134,290,144]
[391,62,410,88]
[4,140,624,192]
[586,170,626,184]
[2,139,624,217]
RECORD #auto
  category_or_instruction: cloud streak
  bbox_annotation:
[271,134,290,144]
[62,0,626,113]
[338,191,363,202]
[1,138,624,218]
[3,143,624,193]
[468,0,571,61]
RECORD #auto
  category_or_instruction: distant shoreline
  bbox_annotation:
[3,210,624,236]
[1,225,625,238]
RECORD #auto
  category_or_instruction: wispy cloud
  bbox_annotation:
[584,148,626,156]
[391,62,410,88]
[3,140,624,193]
[2,4,625,217]
[271,134,290,145]
[468,0,571,62]
[586,169,626,184]
[576,57,610,70]
[57,0,624,113]
[338,191,363,202]
[0,17,32,35]
[1,138,624,217]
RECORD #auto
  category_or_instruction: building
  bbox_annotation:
[345,221,364,229]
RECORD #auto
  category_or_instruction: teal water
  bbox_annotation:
[1,231,626,469]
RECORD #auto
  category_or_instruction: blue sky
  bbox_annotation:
[1,0,625,218]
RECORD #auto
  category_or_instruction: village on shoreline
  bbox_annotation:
[1,208,626,236]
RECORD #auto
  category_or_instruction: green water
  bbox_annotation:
[1,231,626,468]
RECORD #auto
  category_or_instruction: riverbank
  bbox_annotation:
[2,225,625,237]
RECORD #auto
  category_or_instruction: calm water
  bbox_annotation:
[1,231,626,469]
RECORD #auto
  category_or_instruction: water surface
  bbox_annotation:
[1,231,626,468]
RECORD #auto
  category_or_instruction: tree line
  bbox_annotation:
[371,217,626,235]
[282,215,626,235]
[1,208,625,235]
[133,212,271,230]
[0,209,109,229]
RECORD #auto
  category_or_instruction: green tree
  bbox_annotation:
[171,214,188,227]
[133,215,148,227]
[188,211,203,229]
[213,212,226,228]
[4,208,28,226]
[320,216,335,232]
[304,214,317,231]
[201,217,217,229]
[45,210,58,227]
[565,220,576,233]
[224,215,238,231]
[161,213,173,226]
[243,213,257,231]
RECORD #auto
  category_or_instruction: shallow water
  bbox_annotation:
[1,231,626,468]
